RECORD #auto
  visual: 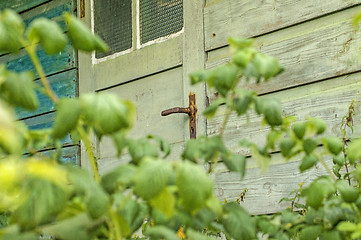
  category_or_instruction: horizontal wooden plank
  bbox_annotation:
[0,0,50,13]
[23,112,73,146]
[22,0,74,29]
[204,0,361,51]
[97,67,185,160]
[94,35,183,90]
[40,145,79,165]
[16,69,77,119]
[211,152,332,215]
[1,43,75,77]
[206,6,361,95]
[208,72,361,155]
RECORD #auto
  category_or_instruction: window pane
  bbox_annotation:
[94,0,132,58]
[140,0,183,45]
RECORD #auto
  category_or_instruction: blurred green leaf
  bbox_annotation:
[52,98,81,139]
[101,164,136,193]
[211,64,239,97]
[27,18,67,55]
[134,158,171,200]
[176,161,213,213]
[221,152,246,178]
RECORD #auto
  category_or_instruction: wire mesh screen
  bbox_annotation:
[94,0,132,59]
[140,0,183,45]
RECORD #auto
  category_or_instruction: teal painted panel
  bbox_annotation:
[22,0,74,30]
[23,112,73,146]
[3,43,75,77]
[0,0,50,13]
[41,145,79,165]
[16,69,78,119]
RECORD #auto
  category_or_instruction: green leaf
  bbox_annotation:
[64,13,108,52]
[128,138,159,164]
[280,138,296,158]
[52,98,81,139]
[182,136,226,163]
[111,131,127,157]
[299,225,322,240]
[2,71,38,110]
[250,145,270,174]
[101,164,136,193]
[176,161,213,213]
[332,155,345,166]
[232,48,256,68]
[299,154,318,173]
[221,202,255,240]
[203,98,225,118]
[254,97,264,115]
[263,99,283,126]
[233,90,254,116]
[134,158,171,200]
[0,9,24,53]
[14,178,68,227]
[353,10,361,29]
[211,64,239,97]
[67,167,109,219]
[302,177,336,209]
[336,180,360,203]
[27,18,67,55]
[145,226,179,240]
[319,230,342,240]
[0,225,38,240]
[189,69,213,85]
[149,187,175,218]
[147,135,171,158]
[221,152,246,177]
[293,122,306,140]
[323,137,343,155]
[303,138,318,154]
[257,217,278,235]
[40,213,101,240]
[346,138,361,164]
[228,37,254,50]
[308,118,326,135]
[337,221,357,232]
[252,53,284,81]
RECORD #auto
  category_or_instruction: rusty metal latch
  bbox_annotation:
[161,92,197,139]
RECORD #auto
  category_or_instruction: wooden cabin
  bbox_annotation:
[2,0,361,215]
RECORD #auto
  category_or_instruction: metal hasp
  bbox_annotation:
[161,92,197,138]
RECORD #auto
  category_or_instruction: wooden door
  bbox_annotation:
[78,0,206,174]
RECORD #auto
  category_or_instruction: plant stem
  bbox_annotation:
[77,124,101,182]
[109,207,122,240]
[24,42,58,104]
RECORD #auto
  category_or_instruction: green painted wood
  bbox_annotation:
[1,43,75,77]
[41,145,80,165]
[0,0,50,13]
[16,69,78,119]
[22,0,74,30]
[204,0,361,51]
[23,112,73,146]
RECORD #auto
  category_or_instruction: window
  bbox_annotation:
[93,0,183,60]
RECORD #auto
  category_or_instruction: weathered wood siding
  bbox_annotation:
[204,1,361,214]
[0,0,78,164]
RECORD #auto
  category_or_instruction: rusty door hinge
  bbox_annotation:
[161,92,197,138]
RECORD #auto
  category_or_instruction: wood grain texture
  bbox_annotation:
[211,153,331,215]
[94,36,183,90]
[206,6,361,95]
[0,0,50,13]
[204,0,361,50]
[16,69,77,119]
[208,72,361,156]
[2,43,75,78]
[23,112,73,146]
[97,67,185,160]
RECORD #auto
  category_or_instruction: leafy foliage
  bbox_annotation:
[0,7,361,240]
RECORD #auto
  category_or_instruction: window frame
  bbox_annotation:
[90,0,184,65]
